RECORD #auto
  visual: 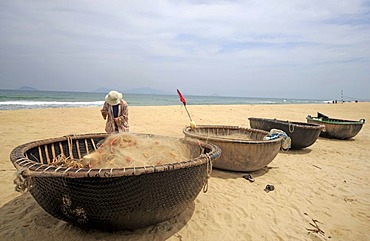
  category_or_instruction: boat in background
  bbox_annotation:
[183,125,283,172]
[306,113,365,140]
[248,117,325,150]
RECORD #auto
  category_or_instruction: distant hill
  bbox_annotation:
[92,87,111,93]
[14,86,174,95]
[125,87,172,95]
[92,87,171,95]
[17,86,39,91]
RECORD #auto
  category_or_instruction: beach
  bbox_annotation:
[0,102,369,240]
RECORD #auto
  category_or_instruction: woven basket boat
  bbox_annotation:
[248,117,325,150]
[183,125,283,172]
[306,113,365,139]
[10,133,221,230]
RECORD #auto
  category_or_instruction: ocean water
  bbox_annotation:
[0,89,329,110]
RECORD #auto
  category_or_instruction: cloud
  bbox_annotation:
[0,0,369,99]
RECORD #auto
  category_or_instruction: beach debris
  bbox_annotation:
[264,184,275,193]
[306,219,325,236]
[343,196,357,203]
[312,164,322,169]
[242,174,255,182]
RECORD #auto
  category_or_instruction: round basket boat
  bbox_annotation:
[10,133,221,230]
[248,117,325,150]
[183,125,283,172]
[306,113,365,139]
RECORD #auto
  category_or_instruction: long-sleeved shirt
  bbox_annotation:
[100,100,129,133]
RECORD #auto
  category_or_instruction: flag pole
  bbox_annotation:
[184,106,192,122]
[177,89,193,122]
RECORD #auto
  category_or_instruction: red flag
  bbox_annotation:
[177,89,186,106]
[176,88,193,122]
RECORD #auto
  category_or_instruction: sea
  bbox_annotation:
[0,89,330,111]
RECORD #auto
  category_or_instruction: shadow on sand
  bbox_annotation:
[0,193,195,240]
[210,165,274,180]
[279,148,312,155]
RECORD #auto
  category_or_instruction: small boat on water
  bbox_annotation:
[183,125,283,172]
[248,117,325,150]
[306,113,365,139]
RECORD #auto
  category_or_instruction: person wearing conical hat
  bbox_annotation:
[101,90,129,133]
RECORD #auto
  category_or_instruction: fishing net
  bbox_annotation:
[48,133,190,169]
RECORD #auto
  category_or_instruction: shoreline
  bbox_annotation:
[1,100,368,111]
[1,102,369,240]
[1,88,351,110]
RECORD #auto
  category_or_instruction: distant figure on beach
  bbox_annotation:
[101,90,129,133]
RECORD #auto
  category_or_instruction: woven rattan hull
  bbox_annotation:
[306,114,365,139]
[10,133,221,230]
[183,125,282,172]
[248,117,325,150]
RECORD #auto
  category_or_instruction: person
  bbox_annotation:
[101,90,129,133]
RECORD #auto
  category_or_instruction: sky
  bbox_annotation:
[0,0,369,100]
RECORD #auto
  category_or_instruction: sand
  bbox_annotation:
[0,103,369,240]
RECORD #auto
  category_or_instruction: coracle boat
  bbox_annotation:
[248,117,325,150]
[10,133,221,230]
[306,112,365,139]
[183,125,283,172]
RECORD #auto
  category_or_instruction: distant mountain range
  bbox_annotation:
[92,87,172,95]
[15,86,173,95]
[17,86,39,91]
